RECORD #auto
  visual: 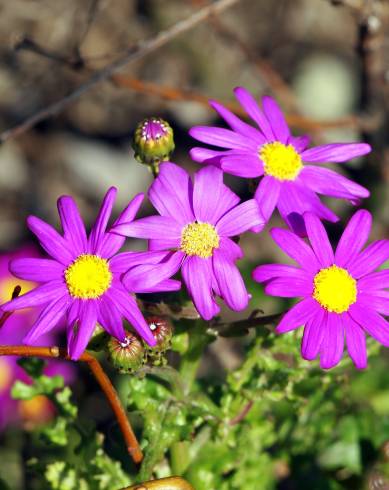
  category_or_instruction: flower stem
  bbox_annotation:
[0,345,143,464]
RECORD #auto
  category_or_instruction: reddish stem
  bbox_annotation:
[0,344,143,464]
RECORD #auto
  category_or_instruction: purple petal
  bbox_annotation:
[98,296,125,340]
[212,249,249,312]
[301,142,371,163]
[254,176,281,222]
[348,303,389,346]
[149,162,195,225]
[289,135,310,153]
[68,301,97,360]
[181,256,220,321]
[277,181,339,233]
[88,187,117,255]
[106,285,156,346]
[10,258,63,282]
[57,195,88,255]
[99,193,144,258]
[109,250,171,273]
[253,264,310,283]
[216,199,264,236]
[358,270,389,292]
[122,251,184,293]
[220,151,263,178]
[233,87,274,140]
[334,210,372,267]
[299,166,369,201]
[219,237,243,261]
[357,292,389,316]
[145,279,181,292]
[304,213,334,267]
[24,294,69,345]
[275,298,318,333]
[264,276,312,297]
[301,307,326,361]
[347,240,389,278]
[262,96,290,143]
[113,216,181,240]
[27,216,74,264]
[320,313,344,369]
[67,298,80,327]
[189,147,226,164]
[148,237,181,251]
[193,165,240,223]
[1,281,68,311]
[209,99,266,142]
[345,314,367,369]
[270,228,320,273]
[189,126,256,151]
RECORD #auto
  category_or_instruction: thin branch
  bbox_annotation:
[112,75,368,132]
[229,400,254,426]
[212,311,284,337]
[0,345,143,464]
[0,0,241,144]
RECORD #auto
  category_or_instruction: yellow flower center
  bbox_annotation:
[180,222,219,258]
[0,358,13,393]
[313,265,357,313]
[260,142,303,181]
[65,254,112,299]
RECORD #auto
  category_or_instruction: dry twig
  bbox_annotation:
[0,0,240,144]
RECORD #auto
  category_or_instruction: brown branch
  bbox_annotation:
[0,345,143,464]
[0,0,241,144]
[213,311,284,337]
[112,75,365,132]
[229,400,254,426]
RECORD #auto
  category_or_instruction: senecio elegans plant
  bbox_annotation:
[1,87,389,489]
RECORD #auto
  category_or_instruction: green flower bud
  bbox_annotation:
[132,118,175,172]
[107,333,145,373]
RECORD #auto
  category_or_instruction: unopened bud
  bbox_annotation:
[107,333,145,373]
[132,117,175,172]
[147,316,173,352]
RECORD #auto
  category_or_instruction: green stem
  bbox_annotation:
[179,320,211,393]
[170,441,190,475]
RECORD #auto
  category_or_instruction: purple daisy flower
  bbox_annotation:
[112,162,264,320]
[1,189,181,360]
[253,210,389,369]
[189,87,371,234]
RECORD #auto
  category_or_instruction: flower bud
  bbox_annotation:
[107,332,145,373]
[132,117,175,171]
[146,316,173,352]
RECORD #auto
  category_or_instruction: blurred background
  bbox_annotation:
[0,0,388,488]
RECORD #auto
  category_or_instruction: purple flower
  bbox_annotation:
[189,87,371,235]
[112,162,264,320]
[1,189,180,360]
[253,210,389,369]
